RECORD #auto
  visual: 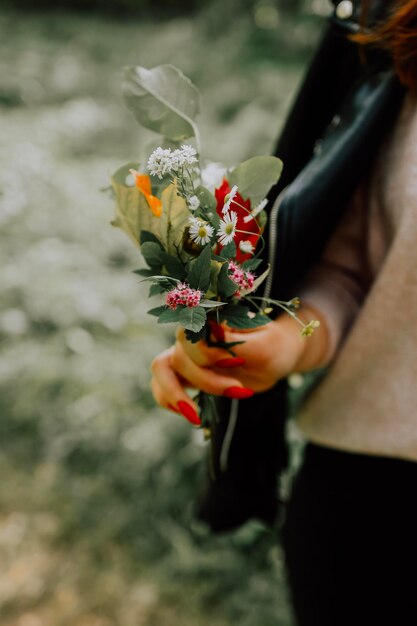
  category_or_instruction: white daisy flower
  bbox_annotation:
[147,147,175,179]
[188,195,200,211]
[243,198,268,223]
[222,185,238,214]
[239,239,255,255]
[217,211,238,246]
[188,217,214,246]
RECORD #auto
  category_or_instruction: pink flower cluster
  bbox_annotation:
[165,283,203,310]
[228,261,255,297]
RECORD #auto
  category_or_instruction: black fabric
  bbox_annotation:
[196,0,405,533]
[282,444,417,626]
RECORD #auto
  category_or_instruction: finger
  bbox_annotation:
[151,349,201,426]
[171,344,253,398]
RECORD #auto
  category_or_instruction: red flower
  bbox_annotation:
[214,179,262,262]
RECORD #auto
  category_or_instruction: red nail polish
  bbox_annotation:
[223,386,254,400]
[177,400,201,426]
[167,403,178,413]
[215,357,246,368]
[209,321,225,342]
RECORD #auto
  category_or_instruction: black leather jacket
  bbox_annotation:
[197,0,405,533]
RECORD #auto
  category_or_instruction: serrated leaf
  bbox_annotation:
[217,263,238,298]
[228,156,283,206]
[220,241,237,260]
[179,306,207,332]
[160,252,187,280]
[148,305,167,317]
[158,308,182,324]
[187,245,212,292]
[159,183,191,255]
[122,64,200,141]
[140,242,165,267]
[220,305,270,329]
[111,162,162,247]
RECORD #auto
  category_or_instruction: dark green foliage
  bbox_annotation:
[220,304,271,329]
[187,245,212,292]
[178,305,207,332]
[217,263,239,297]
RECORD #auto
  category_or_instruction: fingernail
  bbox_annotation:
[209,321,225,342]
[223,386,254,399]
[168,403,178,413]
[177,400,201,426]
[215,357,246,368]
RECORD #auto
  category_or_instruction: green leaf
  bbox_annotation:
[122,64,200,141]
[242,258,263,271]
[159,183,191,255]
[140,230,164,247]
[195,185,216,211]
[179,306,207,332]
[160,252,187,280]
[158,308,182,324]
[185,327,206,344]
[217,263,238,298]
[187,245,212,292]
[199,300,226,308]
[220,305,270,329]
[140,242,165,267]
[148,283,165,297]
[148,305,167,317]
[228,156,283,206]
[111,162,162,247]
[220,241,236,260]
[133,268,156,277]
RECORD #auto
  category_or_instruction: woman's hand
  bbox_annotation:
[150,305,328,425]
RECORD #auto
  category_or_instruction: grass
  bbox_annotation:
[0,5,322,625]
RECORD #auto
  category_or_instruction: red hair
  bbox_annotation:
[352,0,417,90]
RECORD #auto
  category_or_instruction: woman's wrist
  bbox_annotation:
[273,304,330,374]
[294,304,330,371]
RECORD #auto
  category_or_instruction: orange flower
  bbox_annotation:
[130,170,162,217]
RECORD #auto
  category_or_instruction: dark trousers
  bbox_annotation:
[282,443,417,626]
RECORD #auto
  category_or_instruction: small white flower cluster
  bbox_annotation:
[188,195,200,211]
[147,145,198,179]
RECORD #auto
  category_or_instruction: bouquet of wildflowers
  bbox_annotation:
[109,65,319,430]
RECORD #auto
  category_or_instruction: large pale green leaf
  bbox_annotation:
[228,156,283,205]
[111,162,162,247]
[122,64,200,141]
[159,183,190,255]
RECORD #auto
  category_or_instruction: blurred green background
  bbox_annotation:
[0,1,329,624]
